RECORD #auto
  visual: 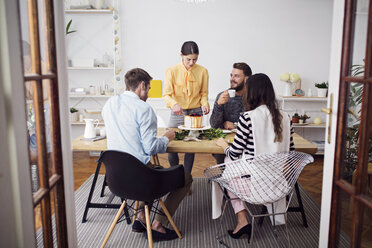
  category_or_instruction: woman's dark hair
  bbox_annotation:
[233,62,252,77]
[181,41,199,55]
[243,73,283,142]
[124,68,152,91]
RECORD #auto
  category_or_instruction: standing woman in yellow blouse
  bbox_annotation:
[163,41,209,174]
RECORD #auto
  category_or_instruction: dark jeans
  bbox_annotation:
[212,153,226,164]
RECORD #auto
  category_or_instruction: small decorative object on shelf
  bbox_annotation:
[307,88,312,97]
[299,114,310,124]
[280,73,301,96]
[292,113,300,123]
[315,81,328,97]
[295,88,304,97]
[70,107,79,122]
[313,117,322,125]
[94,0,105,9]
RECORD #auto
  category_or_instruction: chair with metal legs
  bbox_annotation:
[204,151,314,247]
[99,150,185,248]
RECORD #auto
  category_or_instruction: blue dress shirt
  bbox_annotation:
[102,91,169,165]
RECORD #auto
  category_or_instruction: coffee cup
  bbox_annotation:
[228,89,236,98]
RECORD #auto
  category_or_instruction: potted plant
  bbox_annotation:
[315,81,328,97]
[66,19,76,67]
[299,114,310,124]
[70,107,79,122]
[292,113,300,123]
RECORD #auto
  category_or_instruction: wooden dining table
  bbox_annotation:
[72,128,318,154]
[75,128,317,224]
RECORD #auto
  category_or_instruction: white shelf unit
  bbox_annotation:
[277,96,328,155]
[65,2,122,139]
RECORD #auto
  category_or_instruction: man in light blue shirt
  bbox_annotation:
[102,68,192,242]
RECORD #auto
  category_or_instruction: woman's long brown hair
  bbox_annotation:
[243,73,283,142]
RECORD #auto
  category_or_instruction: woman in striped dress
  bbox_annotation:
[216,73,294,240]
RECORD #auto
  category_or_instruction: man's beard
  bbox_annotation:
[231,80,245,92]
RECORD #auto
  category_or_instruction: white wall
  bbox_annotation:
[66,0,333,136]
[121,0,333,97]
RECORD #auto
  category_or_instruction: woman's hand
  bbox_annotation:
[216,137,229,150]
[202,106,210,115]
[172,104,184,115]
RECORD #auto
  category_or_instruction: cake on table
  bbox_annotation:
[184,113,203,128]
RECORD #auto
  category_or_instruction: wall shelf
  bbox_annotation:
[65,9,113,14]
[278,96,327,154]
[71,121,105,125]
[67,66,114,70]
[293,123,326,128]
[278,96,328,102]
[69,94,112,98]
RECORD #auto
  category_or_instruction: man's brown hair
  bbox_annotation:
[124,68,152,91]
[233,62,252,77]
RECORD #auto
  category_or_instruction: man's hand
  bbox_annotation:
[202,105,210,115]
[223,121,235,130]
[217,90,229,106]
[164,129,175,141]
[172,104,184,115]
[216,137,229,150]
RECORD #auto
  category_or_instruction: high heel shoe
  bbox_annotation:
[227,224,252,242]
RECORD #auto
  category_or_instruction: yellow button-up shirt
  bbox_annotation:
[162,63,209,109]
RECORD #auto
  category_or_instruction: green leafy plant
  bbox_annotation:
[314,81,328,88]
[70,107,78,113]
[344,60,372,181]
[300,114,310,121]
[200,128,227,140]
[175,130,189,140]
[174,128,227,141]
[292,113,300,123]
[66,19,77,35]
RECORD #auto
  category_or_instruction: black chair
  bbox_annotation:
[99,150,185,248]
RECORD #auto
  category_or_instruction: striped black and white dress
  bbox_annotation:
[224,112,295,160]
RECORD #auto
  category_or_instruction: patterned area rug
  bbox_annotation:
[37,175,349,247]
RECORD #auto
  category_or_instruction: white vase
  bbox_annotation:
[94,0,105,9]
[71,112,78,122]
[317,88,327,97]
[283,82,292,96]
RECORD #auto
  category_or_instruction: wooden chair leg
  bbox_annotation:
[152,154,160,165]
[144,205,153,248]
[101,200,127,248]
[158,199,182,239]
[132,201,139,224]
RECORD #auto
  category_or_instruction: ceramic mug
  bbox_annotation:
[228,89,236,98]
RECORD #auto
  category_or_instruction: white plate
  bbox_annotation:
[178,125,211,131]
[293,123,309,126]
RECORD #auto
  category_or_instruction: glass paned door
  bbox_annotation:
[329,0,372,247]
[19,0,68,246]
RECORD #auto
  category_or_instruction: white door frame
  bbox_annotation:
[0,0,77,246]
[54,0,78,246]
[319,0,345,246]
